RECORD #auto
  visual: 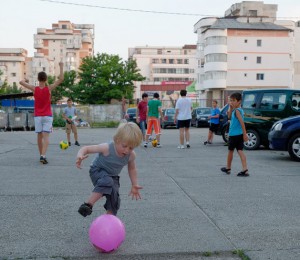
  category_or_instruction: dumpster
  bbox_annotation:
[0,112,8,131]
[8,113,27,131]
[27,113,35,131]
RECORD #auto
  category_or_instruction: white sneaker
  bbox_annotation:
[156,144,162,148]
[144,142,148,148]
[177,145,185,149]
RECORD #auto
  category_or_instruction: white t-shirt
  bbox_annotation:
[175,97,192,120]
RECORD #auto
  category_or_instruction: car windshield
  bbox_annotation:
[166,109,175,115]
[127,108,136,114]
[196,108,211,115]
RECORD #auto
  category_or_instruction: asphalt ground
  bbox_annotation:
[1,127,300,260]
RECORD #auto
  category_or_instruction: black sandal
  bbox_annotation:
[221,167,231,174]
[237,169,249,177]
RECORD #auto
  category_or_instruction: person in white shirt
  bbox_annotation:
[174,89,192,149]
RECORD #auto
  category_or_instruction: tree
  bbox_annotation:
[75,53,145,104]
[51,71,77,103]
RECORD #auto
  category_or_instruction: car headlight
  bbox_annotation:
[273,122,283,131]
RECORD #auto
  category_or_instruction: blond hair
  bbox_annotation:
[113,122,142,148]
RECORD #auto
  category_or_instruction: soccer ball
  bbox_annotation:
[59,140,69,150]
[152,139,158,147]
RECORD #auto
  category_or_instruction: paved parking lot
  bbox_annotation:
[0,127,300,260]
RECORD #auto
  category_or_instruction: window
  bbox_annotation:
[243,94,256,109]
[184,59,189,64]
[157,49,162,55]
[161,59,167,64]
[11,73,16,77]
[244,73,247,77]
[260,93,286,110]
[244,39,248,43]
[244,56,247,60]
[177,59,182,64]
[169,59,174,64]
[152,59,159,64]
[62,24,67,29]
[257,57,262,64]
[204,36,227,46]
[248,10,258,16]
[205,53,227,63]
[204,71,226,80]
[256,73,264,80]
[292,93,300,111]
[257,39,262,47]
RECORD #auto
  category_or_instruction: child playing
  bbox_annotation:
[19,62,64,164]
[76,122,143,216]
[221,92,249,177]
[204,100,220,145]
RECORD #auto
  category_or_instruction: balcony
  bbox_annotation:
[54,28,73,34]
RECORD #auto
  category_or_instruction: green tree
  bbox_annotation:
[0,81,22,95]
[75,53,145,104]
[51,70,77,103]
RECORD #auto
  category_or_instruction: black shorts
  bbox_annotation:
[178,119,191,129]
[209,123,219,133]
[228,134,244,151]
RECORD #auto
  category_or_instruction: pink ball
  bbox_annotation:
[89,214,126,253]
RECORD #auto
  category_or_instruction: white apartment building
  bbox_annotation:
[0,48,27,88]
[128,45,197,99]
[194,1,294,106]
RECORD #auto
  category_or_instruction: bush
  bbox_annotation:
[53,112,66,127]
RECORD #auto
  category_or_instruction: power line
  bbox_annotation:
[39,0,216,17]
[39,0,300,20]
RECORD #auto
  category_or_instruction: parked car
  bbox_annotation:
[191,107,212,127]
[242,88,300,150]
[125,107,137,123]
[268,115,300,161]
[161,108,176,129]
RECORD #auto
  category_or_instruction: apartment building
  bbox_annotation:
[128,45,197,100]
[0,48,27,88]
[194,1,294,106]
[33,20,94,81]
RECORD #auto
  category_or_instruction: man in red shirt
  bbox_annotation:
[20,62,64,164]
[136,93,148,144]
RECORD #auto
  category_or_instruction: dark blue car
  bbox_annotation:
[268,115,300,161]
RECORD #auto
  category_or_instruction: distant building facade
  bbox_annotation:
[194,1,299,106]
[0,48,27,88]
[128,45,197,100]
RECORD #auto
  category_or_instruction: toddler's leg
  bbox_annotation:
[78,192,103,217]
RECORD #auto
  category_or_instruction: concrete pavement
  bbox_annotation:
[1,127,300,260]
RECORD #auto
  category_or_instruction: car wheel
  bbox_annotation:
[221,128,229,143]
[288,133,300,162]
[244,129,260,150]
[163,124,167,129]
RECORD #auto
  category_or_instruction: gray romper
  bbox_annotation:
[89,141,130,215]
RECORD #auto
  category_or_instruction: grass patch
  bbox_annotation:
[91,121,119,128]
[233,249,251,260]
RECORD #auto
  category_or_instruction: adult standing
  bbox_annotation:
[136,93,148,144]
[174,89,192,149]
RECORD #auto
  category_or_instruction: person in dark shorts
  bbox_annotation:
[174,89,192,149]
[220,93,249,177]
[76,122,143,216]
[204,100,220,145]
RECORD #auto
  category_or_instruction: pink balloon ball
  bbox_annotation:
[89,214,126,253]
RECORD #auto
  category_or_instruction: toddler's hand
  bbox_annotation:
[129,185,143,200]
[76,155,88,169]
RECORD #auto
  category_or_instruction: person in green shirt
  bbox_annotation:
[144,93,164,148]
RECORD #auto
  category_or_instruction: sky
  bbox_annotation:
[1,0,300,60]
